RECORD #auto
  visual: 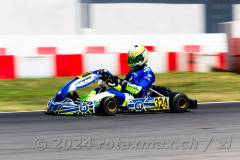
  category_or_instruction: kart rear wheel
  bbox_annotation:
[100,97,119,116]
[170,92,189,112]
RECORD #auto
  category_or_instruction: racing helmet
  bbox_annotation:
[127,45,149,71]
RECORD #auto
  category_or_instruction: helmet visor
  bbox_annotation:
[127,54,143,64]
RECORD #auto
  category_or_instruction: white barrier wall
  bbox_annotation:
[0,1,206,35]
[233,5,240,21]
[0,1,239,35]
[92,4,205,34]
[220,21,240,38]
[148,52,167,73]
[196,55,217,72]
[83,54,119,74]
[0,34,228,78]
[219,21,240,72]
[0,0,77,35]
[15,55,55,78]
[0,34,228,55]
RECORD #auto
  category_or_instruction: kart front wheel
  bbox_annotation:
[100,97,119,116]
[170,92,189,112]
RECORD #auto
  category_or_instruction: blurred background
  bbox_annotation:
[0,0,240,80]
[0,0,239,35]
[0,0,240,79]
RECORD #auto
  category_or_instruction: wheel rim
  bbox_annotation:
[178,98,187,109]
[107,101,117,112]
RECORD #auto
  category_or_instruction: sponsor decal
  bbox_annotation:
[77,72,92,79]
[80,104,89,113]
[128,83,139,90]
[144,74,152,81]
[76,74,98,87]
[133,72,138,77]
[134,101,144,111]
[144,67,151,72]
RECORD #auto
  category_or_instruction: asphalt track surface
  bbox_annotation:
[0,102,240,160]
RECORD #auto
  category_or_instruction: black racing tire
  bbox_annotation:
[99,97,119,116]
[170,92,189,113]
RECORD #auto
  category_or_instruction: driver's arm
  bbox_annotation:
[125,72,154,94]
[112,81,142,94]
[114,71,155,95]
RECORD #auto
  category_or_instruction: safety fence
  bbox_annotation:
[0,34,231,79]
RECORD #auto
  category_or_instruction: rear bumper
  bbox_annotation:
[188,99,198,109]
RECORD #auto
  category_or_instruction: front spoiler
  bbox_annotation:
[47,98,95,115]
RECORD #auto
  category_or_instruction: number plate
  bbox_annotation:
[154,97,169,110]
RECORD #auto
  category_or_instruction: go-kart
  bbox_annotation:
[46,69,197,115]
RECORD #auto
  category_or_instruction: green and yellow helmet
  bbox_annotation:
[127,45,149,71]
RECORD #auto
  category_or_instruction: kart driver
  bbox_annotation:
[105,45,155,106]
[70,45,172,106]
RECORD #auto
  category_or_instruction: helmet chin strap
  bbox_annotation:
[130,64,145,72]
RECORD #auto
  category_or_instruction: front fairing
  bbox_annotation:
[55,70,101,102]
[47,97,95,115]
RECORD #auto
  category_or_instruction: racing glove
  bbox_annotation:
[109,79,127,92]
[107,76,123,90]
[98,69,109,81]
[113,76,122,84]
[120,80,128,92]
[121,80,142,94]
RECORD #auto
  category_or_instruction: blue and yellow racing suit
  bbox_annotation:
[107,64,155,106]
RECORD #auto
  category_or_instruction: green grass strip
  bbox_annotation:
[0,72,239,112]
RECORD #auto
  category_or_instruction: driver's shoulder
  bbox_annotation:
[141,65,155,81]
[142,65,154,75]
